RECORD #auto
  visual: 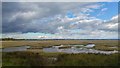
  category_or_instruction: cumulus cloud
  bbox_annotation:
[98,15,118,32]
[111,15,118,20]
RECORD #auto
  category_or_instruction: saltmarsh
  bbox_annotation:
[1,40,119,66]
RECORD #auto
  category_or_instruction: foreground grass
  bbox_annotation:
[2,51,46,66]
[55,53,119,66]
[2,51,119,66]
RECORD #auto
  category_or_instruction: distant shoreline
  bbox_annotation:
[1,38,120,41]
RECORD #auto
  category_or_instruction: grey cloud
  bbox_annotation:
[2,2,92,33]
[98,15,118,32]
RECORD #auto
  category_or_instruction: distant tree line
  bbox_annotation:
[1,38,16,41]
[0,38,118,41]
[1,38,29,41]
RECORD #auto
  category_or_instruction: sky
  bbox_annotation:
[2,0,120,2]
[1,1,119,39]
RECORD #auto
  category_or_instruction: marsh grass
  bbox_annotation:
[2,40,119,48]
[94,45,118,51]
[2,51,119,66]
[2,51,46,66]
[55,53,119,66]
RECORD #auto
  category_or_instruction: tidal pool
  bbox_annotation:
[43,44,118,55]
[0,46,30,52]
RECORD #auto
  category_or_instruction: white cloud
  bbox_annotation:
[106,23,118,29]
[111,15,118,20]
[86,4,103,9]
[101,8,108,11]
[97,8,108,16]
[57,26,64,30]
[98,15,118,32]
[38,36,47,38]
[80,4,103,13]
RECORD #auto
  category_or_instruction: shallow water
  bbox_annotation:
[43,45,118,54]
[0,46,30,52]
